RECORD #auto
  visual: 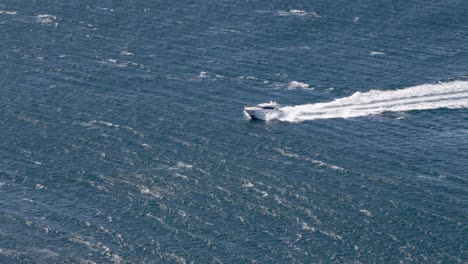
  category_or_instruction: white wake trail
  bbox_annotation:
[279,81,468,122]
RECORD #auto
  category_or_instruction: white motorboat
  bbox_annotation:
[244,101,282,120]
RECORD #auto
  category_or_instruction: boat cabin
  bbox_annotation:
[257,101,280,110]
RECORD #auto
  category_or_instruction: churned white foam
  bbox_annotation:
[278,81,468,122]
[264,110,282,121]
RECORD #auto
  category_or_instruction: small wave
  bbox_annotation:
[277,9,320,17]
[69,235,122,263]
[96,7,114,12]
[100,58,142,68]
[272,148,345,172]
[279,81,468,122]
[17,115,40,125]
[139,185,162,198]
[242,180,254,188]
[90,120,117,127]
[88,120,144,137]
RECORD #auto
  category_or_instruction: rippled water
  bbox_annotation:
[1,0,467,263]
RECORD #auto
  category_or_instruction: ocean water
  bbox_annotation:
[0,0,467,263]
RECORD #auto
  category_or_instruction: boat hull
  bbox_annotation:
[244,109,281,120]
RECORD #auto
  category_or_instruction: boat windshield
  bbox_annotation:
[261,106,277,110]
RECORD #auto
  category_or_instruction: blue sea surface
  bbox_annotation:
[1,0,467,263]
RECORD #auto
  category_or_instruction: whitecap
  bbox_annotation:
[197,71,223,79]
[88,120,143,136]
[238,75,258,80]
[236,216,246,223]
[33,248,60,258]
[242,181,254,188]
[369,51,385,56]
[176,161,193,169]
[160,252,187,264]
[301,222,316,231]
[139,186,162,198]
[278,9,320,17]
[198,71,209,78]
[359,209,373,217]
[287,81,314,90]
[69,235,122,263]
[319,230,343,240]
[272,148,345,172]
[36,14,58,26]
[120,50,134,56]
[35,184,46,189]
[0,10,17,15]
[174,173,188,180]
[97,7,114,12]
